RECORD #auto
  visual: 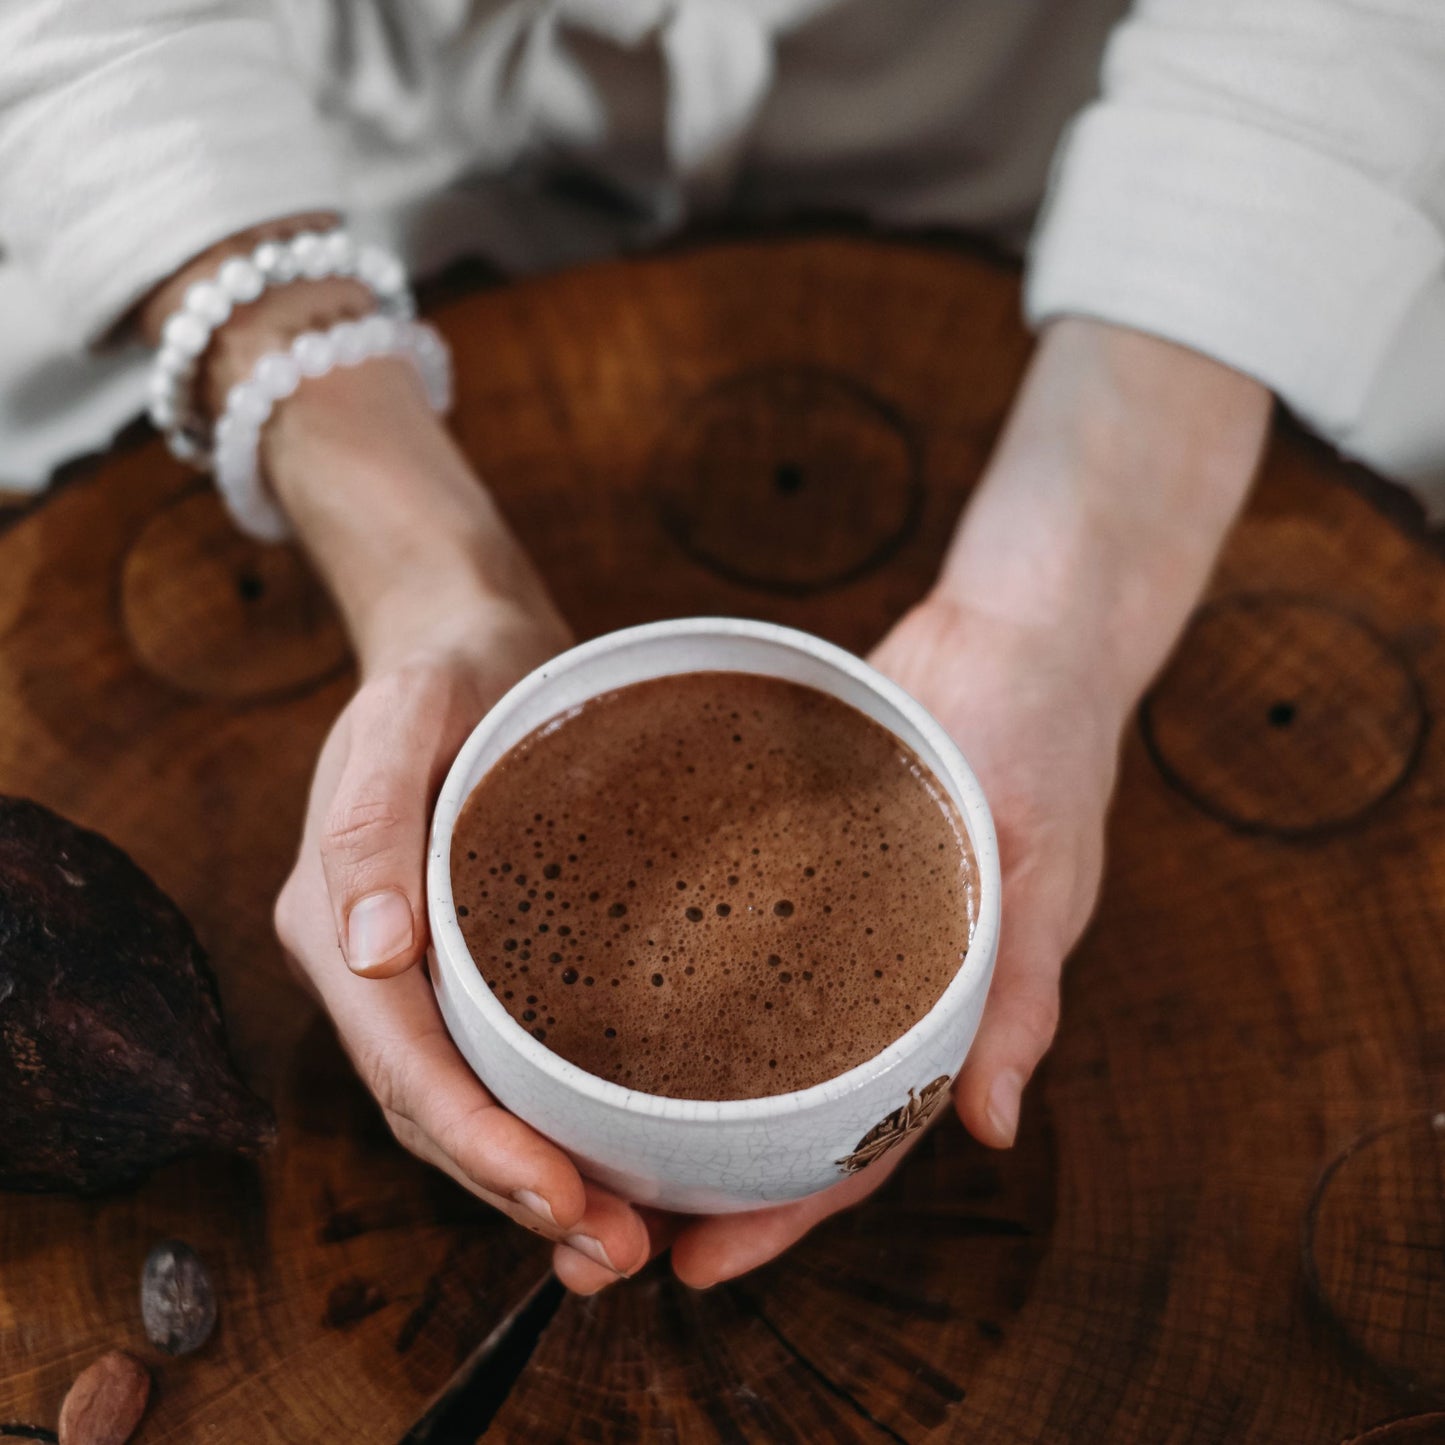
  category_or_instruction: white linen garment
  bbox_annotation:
[0,1,1442,508]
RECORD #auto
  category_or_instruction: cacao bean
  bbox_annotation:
[140,1239,216,1355]
[57,1351,149,1445]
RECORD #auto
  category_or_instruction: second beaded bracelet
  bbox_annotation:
[212,316,453,542]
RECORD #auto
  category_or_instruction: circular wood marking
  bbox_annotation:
[650,366,922,595]
[120,488,349,701]
[1304,1112,1445,1403]
[1140,594,1425,836]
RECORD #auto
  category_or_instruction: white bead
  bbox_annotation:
[213,422,240,464]
[185,279,231,327]
[356,246,382,286]
[225,379,270,427]
[293,330,335,378]
[217,439,252,483]
[357,314,395,353]
[217,255,264,304]
[254,352,301,400]
[216,427,252,472]
[322,231,355,273]
[162,311,209,358]
[268,245,299,283]
[293,231,329,279]
[331,320,366,365]
[378,256,406,295]
[359,246,405,296]
[252,241,283,277]
[156,343,193,379]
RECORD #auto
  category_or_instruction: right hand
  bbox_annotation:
[273,599,655,1281]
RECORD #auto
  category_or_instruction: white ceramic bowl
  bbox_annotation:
[427,618,1000,1214]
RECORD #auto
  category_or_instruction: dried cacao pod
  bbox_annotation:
[0,795,274,1193]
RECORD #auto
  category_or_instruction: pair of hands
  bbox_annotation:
[265,313,1269,1295]
[141,222,1262,1293]
[273,586,1119,1294]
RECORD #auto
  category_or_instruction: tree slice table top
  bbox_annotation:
[1,236,1442,1444]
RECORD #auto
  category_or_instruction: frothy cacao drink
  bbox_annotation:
[451,672,976,1100]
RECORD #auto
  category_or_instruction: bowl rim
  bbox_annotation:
[426,617,1002,1123]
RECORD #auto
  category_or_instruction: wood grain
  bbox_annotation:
[1,235,1442,1441]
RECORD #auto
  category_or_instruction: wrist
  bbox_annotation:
[261,362,567,672]
[936,318,1271,706]
[138,217,565,666]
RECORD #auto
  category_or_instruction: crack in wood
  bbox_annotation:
[786,1258,952,1323]
[398,1271,566,1444]
[735,1288,923,1445]
[323,1277,389,1331]
[395,1272,445,1356]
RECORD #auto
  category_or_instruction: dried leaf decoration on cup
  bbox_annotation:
[836,1074,953,1175]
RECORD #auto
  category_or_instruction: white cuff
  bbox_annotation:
[0,20,344,346]
[1025,103,1445,443]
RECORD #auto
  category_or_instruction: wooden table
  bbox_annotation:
[2,237,1442,1444]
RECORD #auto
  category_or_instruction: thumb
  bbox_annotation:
[953,890,1066,1149]
[321,674,443,979]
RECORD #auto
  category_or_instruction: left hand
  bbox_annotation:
[553,317,1271,1294]
[552,591,1127,1293]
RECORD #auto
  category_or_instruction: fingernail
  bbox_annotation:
[346,889,413,974]
[512,1189,558,1229]
[986,1070,1024,1147]
[565,1234,622,1274]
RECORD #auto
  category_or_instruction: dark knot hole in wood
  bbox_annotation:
[235,569,266,603]
[773,461,806,496]
[1267,699,1297,728]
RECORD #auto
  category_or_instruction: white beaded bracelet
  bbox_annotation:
[211,316,453,543]
[147,228,414,464]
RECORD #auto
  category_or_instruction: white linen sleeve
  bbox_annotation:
[0,1,345,346]
[1024,0,1445,498]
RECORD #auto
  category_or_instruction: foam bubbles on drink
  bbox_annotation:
[452,672,977,1100]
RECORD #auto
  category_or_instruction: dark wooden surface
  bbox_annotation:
[1,237,1442,1443]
